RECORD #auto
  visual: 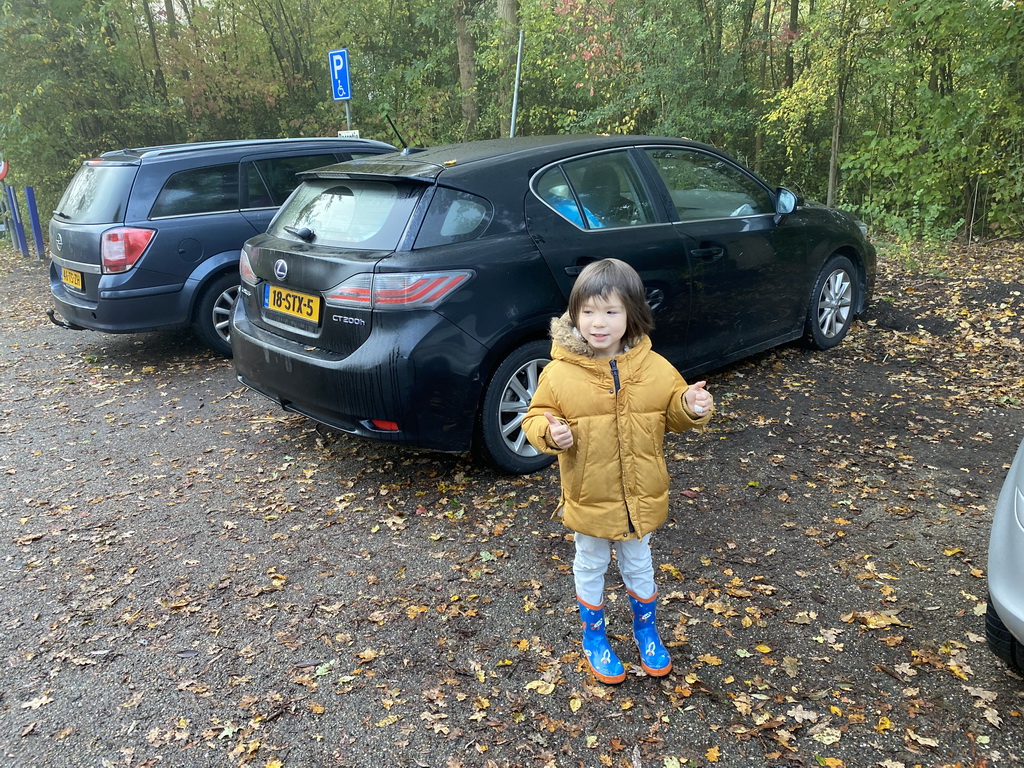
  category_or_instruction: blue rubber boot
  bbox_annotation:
[577,597,626,684]
[628,591,672,676]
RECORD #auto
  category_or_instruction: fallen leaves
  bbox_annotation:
[20,693,53,710]
[840,610,912,630]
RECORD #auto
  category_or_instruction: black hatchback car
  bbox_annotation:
[231,135,876,473]
[47,137,393,355]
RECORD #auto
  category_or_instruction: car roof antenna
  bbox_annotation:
[385,114,408,149]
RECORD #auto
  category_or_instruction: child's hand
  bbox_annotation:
[544,412,574,449]
[685,381,713,416]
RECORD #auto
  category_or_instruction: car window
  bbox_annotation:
[269,178,420,251]
[644,147,772,220]
[414,187,492,248]
[534,153,655,229]
[150,164,240,218]
[245,154,341,209]
[53,164,136,224]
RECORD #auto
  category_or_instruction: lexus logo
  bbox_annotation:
[273,259,288,280]
[55,233,63,252]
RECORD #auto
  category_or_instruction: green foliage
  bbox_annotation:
[0,0,1021,241]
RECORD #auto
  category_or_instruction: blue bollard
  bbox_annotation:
[24,186,44,259]
[6,185,29,257]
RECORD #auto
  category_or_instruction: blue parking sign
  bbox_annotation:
[329,48,351,101]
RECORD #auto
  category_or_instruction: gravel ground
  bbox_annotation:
[1,242,1022,768]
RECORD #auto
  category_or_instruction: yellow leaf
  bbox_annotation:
[944,547,963,556]
[755,644,772,654]
[875,716,892,733]
[308,702,324,714]
[706,745,721,762]
[569,696,582,713]
[406,605,428,620]
[525,680,555,695]
[698,654,723,666]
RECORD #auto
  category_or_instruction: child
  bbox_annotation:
[523,258,712,683]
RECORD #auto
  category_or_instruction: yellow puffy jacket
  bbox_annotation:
[523,314,711,541]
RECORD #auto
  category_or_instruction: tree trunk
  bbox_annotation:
[785,0,798,86]
[140,0,169,104]
[454,0,479,138]
[827,80,843,207]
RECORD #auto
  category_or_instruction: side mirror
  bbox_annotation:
[776,188,798,215]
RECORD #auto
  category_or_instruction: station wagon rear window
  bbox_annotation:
[53,163,137,224]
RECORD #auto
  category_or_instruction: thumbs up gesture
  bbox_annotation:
[545,412,574,450]
[685,381,713,417]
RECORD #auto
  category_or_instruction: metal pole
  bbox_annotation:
[345,101,351,131]
[509,30,524,138]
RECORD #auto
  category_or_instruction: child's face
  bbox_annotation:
[577,291,628,358]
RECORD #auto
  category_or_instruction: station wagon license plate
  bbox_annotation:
[61,266,84,291]
[264,284,320,322]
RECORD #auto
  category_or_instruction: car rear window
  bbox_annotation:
[53,163,137,224]
[269,179,420,250]
[150,164,240,218]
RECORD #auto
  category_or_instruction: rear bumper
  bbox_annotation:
[49,261,190,333]
[230,300,486,453]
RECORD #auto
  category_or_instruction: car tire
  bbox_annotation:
[986,599,1024,673]
[193,271,240,357]
[804,254,857,350]
[476,340,556,475]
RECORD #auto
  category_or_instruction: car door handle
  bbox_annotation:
[691,247,724,259]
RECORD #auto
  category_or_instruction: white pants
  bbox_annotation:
[574,532,655,607]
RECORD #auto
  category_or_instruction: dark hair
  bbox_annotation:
[568,258,653,344]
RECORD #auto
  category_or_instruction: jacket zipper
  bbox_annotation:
[610,359,633,534]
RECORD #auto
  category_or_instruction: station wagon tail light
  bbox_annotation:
[324,271,473,310]
[101,227,155,273]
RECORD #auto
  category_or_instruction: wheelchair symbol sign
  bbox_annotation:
[329,48,351,101]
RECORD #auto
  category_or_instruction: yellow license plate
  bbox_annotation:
[62,266,84,291]
[263,284,320,322]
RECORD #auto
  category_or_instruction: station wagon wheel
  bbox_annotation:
[805,254,857,350]
[476,340,555,475]
[193,271,240,357]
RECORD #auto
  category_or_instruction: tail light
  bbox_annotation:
[324,271,473,310]
[239,249,257,285]
[101,227,155,274]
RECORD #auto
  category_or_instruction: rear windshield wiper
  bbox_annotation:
[53,210,71,220]
[284,225,315,242]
